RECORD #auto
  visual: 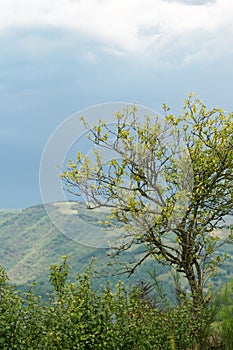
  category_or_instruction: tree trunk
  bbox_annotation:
[185,264,203,308]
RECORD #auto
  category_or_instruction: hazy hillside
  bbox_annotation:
[0,203,170,295]
[0,202,232,298]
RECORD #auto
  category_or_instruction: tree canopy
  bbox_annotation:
[61,94,233,307]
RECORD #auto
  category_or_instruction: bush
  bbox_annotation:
[0,258,215,349]
[215,281,233,350]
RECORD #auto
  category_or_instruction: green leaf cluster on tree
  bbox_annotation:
[61,94,233,311]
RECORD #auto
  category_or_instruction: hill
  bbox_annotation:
[0,202,232,298]
[0,203,170,295]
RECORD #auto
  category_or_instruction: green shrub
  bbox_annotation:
[216,281,233,350]
[0,258,216,349]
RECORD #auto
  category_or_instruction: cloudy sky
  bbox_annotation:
[1,0,233,208]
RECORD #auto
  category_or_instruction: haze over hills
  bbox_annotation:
[0,202,232,297]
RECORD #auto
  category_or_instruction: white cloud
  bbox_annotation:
[0,0,233,65]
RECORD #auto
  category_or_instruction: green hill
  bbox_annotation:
[0,203,170,295]
[0,202,232,299]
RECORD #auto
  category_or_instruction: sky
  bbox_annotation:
[1,0,233,208]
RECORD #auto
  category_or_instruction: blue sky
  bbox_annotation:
[1,0,233,208]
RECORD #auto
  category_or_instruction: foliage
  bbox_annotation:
[0,257,217,349]
[61,94,233,310]
[215,280,233,349]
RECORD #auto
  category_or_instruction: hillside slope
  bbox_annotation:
[0,203,167,294]
[0,202,232,297]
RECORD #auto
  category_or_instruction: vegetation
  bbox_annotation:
[0,256,221,349]
[61,95,233,312]
[214,280,233,350]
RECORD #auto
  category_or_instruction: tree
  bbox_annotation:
[61,94,233,309]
